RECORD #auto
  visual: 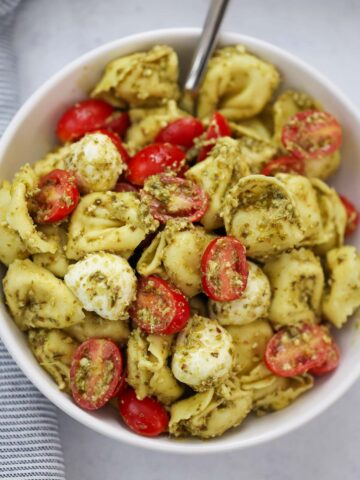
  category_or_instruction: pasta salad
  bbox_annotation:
[1,44,360,440]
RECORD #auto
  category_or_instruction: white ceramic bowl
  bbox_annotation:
[1,28,360,454]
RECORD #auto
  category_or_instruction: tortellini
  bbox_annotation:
[127,329,184,405]
[66,191,158,260]
[241,364,313,416]
[125,100,187,152]
[209,262,271,326]
[137,219,215,297]
[65,311,130,345]
[230,117,272,143]
[91,45,180,108]
[32,144,71,178]
[28,329,79,391]
[6,165,57,254]
[227,320,273,375]
[322,246,360,328]
[64,132,126,193]
[169,376,252,439]
[185,137,250,230]
[0,180,28,265]
[171,315,233,392]
[263,248,324,327]
[3,259,84,331]
[64,252,136,321]
[197,46,280,121]
[235,136,277,174]
[32,225,69,277]
[222,175,304,259]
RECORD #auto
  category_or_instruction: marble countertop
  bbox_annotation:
[12,0,360,478]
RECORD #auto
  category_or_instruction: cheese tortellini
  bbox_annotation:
[263,248,324,327]
[172,315,233,392]
[127,329,184,405]
[137,219,215,297]
[32,224,69,277]
[209,262,271,326]
[91,45,179,108]
[322,246,360,328]
[3,259,84,330]
[66,191,158,260]
[185,137,250,230]
[197,46,280,121]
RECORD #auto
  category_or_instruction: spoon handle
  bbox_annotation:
[184,0,230,94]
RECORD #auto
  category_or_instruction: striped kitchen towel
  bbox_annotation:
[0,1,66,478]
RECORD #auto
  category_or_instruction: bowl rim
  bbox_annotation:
[1,27,360,455]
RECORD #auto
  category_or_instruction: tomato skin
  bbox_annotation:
[95,129,130,164]
[112,372,128,398]
[264,324,330,377]
[118,388,168,437]
[261,156,305,176]
[155,117,205,149]
[114,181,139,193]
[130,276,190,335]
[34,169,80,224]
[339,194,359,236]
[281,110,342,160]
[70,339,123,410]
[201,236,248,302]
[198,112,231,162]
[104,111,130,138]
[309,340,340,376]
[56,99,114,142]
[141,174,209,223]
[127,143,187,186]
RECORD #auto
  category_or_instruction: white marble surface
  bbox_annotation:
[11,0,360,478]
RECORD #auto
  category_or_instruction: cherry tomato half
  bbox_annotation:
[96,129,130,163]
[155,117,205,149]
[198,112,231,162]
[70,339,123,410]
[104,111,130,138]
[261,156,305,176]
[141,174,209,223]
[56,99,114,143]
[264,323,331,377]
[127,143,187,186]
[281,110,342,160]
[34,169,80,224]
[201,237,248,302]
[118,387,168,437]
[309,339,340,376]
[339,194,359,236]
[130,276,190,335]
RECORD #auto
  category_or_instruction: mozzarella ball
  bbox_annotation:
[172,315,233,391]
[64,252,136,320]
[66,132,126,192]
[208,262,271,326]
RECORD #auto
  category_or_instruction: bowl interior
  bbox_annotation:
[1,28,360,454]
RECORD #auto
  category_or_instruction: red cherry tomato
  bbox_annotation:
[96,129,130,163]
[281,110,342,160]
[56,99,114,143]
[114,181,139,193]
[104,111,130,138]
[339,194,359,236]
[34,169,80,224]
[201,236,248,302]
[112,371,128,398]
[130,276,190,335]
[309,339,340,376]
[127,143,187,186]
[118,387,168,437]
[141,174,208,223]
[198,112,231,162]
[155,117,205,149]
[261,156,305,176]
[70,339,123,410]
[264,324,331,377]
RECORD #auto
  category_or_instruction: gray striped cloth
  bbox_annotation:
[0,1,66,478]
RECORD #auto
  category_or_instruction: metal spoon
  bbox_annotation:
[181,0,230,113]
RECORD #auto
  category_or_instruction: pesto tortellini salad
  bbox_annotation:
[2,44,360,440]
